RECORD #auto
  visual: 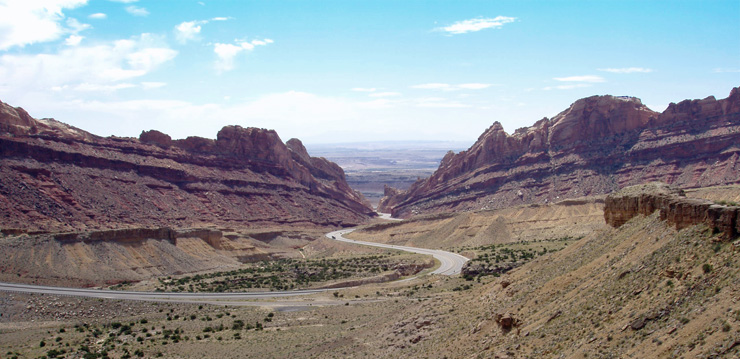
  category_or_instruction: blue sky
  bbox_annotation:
[0,0,738,144]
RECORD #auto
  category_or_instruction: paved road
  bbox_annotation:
[0,214,468,304]
[325,228,469,276]
[377,212,402,221]
[0,281,329,305]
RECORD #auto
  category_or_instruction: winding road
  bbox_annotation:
[325,228,469,276]
[0,214,468,305]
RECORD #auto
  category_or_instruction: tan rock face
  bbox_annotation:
[0,101,35,135]
[0,103,374,232]
[382,88,740,218]
[604,182,739,239]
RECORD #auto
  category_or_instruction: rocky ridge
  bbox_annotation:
[0,100,374,233]
[380,88,740,218]
[605,182,739,239]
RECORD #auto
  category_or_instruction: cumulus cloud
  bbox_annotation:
[174,20,204,43]
[125,5,148,16]
[598,67,653,74]
[0,0,89,50]
[88,13,107,19]
[553,75,605,83]
[64,35,83,46]
[0,33,177,91]
[213,43,243,72]
[439,16,516,35]
[213,39,273,72]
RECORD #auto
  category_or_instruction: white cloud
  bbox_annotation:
[213,43,243,72]
[598,67,653,74]
[543,83,593,91]
[415,97,469,108]
[64,35,83,46]
[351,88,376,92]
[211,17,229,21]
[458,83,492,90]
[72,83,136,92]
[439,16,516,35]
[125,5,148,16]
[213,39,273,73]
[369,92,402,98]
[8,89,505,144]
[713,68,740,73]
[88,13,107,19]
[0,33,177,91]
[411,83,451,90]
[553,75,605,83]
[0,0,89,50]
[174,21,203,43]
[66,17,90,33]
[141,81,167,89]
[411,83,493,91]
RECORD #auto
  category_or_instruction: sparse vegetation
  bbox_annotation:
[151,254,422,292]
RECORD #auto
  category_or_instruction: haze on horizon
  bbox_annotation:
[0,0,738,145]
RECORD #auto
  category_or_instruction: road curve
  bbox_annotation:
[325,228,469,276]
[0,216,468,304]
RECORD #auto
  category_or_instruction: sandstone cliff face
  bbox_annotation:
[380,88,740,218]
[604,182,739,239]
[0,100,374,232]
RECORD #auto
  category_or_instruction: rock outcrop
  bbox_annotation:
[380,88,740,218]
[0,100,374,233]
[605,182,739,239]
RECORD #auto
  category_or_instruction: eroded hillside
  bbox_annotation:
[0,100,374,233]
[381,88,740,218]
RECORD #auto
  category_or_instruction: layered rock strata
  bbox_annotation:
[380,88,740,218]
[0,100,374,233]
[604,182,739,239]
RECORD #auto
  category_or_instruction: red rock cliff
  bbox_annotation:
[0,100,374,232]
[380,88,740,218]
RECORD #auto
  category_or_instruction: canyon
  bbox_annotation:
[380,88,740,218]
[0,100,374,234]
[0,100,375,285]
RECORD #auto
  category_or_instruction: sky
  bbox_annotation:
[0,0,738,145]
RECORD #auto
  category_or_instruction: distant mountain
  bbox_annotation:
[380,88,740,217]
[0,101,374,233]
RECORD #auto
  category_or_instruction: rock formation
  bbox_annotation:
[0,100,375,233]
[380,88,740,218]
[604,182,739,239]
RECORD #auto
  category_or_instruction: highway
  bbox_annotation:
[325,228,469,276]
[0,214,468,304]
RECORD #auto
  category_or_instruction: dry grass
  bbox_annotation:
[2,190,739,358]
